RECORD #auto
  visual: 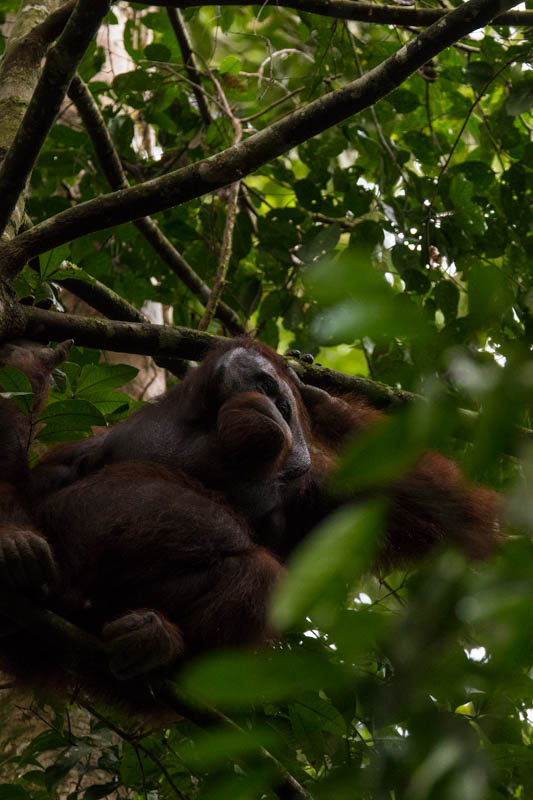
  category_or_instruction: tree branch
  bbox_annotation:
[59,274,148,324]
[198,68,242,331]
[20,305,533,448]
[0,0,519,276]
[0,587,104,660]
[54,269,193,376]
[23,305,217,361]
[67,76,245,335]
[0,0,76,244]
[166,7,211,126]
[0,0,111,239]
[0,0,75,80]
[146,0,533,28]
[0,587,312,800]
[20,305,416,407]
[198,181,239,330]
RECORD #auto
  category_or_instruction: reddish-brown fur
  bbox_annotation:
[0,337,502,705]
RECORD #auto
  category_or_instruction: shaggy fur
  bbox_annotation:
[0,337,502,705]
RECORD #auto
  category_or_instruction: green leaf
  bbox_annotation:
[220,7,235,31]
[294,179,322,211]
[465,61,494,91]
[108,110,136,150]
[391,244,421,274]
[311,294,425,345]
[76,364,138,394]
[290,693,347,737]
[403,268,431,294]
[0,787,31,800]
[19,730,68,764]
[261,318,279,348]
[180,649,338,709]
[468,264,514,319]
[0,366,34,414]
[271,501,384,630]
[309,251,428,344]
[506,79,533,115]
[299,224,341,263]
[40,244,70,279]
[434,280,459,321]
[349,220,383,251]
[449,174,473,209]
[387,88,419,113]
[44,746,91,791]
[144,42,171,61]
[82,782,117,799]
[403,131,435,164]
[47,263,94,283]
[120,740,163,789]
[37,399,106,442]
[83,782,122,799]
[219,55,242,75]
[78,389,131,416]
[449,161,494,190]
[334,408,429,492]
[113,69,159,94]
[237,275,262,316]
[179,726,279,770]
[258,291,284,325]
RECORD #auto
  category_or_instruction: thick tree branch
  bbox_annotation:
[147,0,533,28]
[59,272,148,324]
[67,76,244,335]
[23,306,217,361]
[21,305,418,409]
[54,270,192,376]
[0,0,112,238]
[0,0,75,83]
[23,305,532,448]
[0,0,519,276]
[0,0,75,246]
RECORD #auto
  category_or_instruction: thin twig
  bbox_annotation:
[434,58,519,188]
[346,22,408,186]
[240,85,305,122]
[424,80,442,156]
[198,69,243,331]
[154,62,227,116]
[198,181,240,330]
[257,48,314,87]
[82,700,187,800]
[166,8,211,125]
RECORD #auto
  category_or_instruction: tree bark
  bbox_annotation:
[0,0,111,238]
